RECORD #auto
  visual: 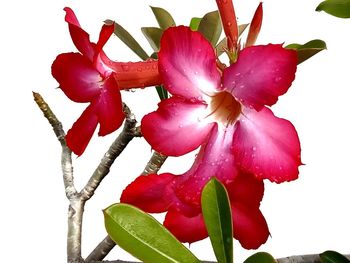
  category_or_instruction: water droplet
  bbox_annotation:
[235,72,241,77]
[178,124,183,128]
[238,84,245,89]
[227,22,232,27]
[224,158,229,162]
[121,65,129,71]
[252,146,257,151]
[275,76,282,82]
[137,67,142,72]
[152,64,157,70]
[279,166,283,171]
[194,71,199,75]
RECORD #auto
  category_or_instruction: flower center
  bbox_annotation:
[206,91,241,126]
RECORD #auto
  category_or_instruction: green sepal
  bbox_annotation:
[201,178,233,263]
[316,0,350,18]
[320,250,350,263]
[105,20,149,60]
[104,203,200,263]
[285,39,327,64]
[150,6,176,29]
[141,27,163,52]
[190,17,202,30]
[198,11,222,46]
[243,252,276,263]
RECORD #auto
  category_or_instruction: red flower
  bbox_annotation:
[122,20,301,247]
[52,8,160,155]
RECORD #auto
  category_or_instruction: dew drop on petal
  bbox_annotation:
[121,65,129,71]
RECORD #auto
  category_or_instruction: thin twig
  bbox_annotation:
[141,151,167,175]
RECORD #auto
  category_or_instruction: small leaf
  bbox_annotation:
[201,178,233,263]
[104,203,200,263]
[285,39,327,64]
[141,27,163,52]
[316,0,350,18]
[107,20,149,61]
[216,24,249,56]
[190,17,202,31]
[150,6,176,29]
[243,252,276,263]
[320,250,350,263]
[198,11,222,46]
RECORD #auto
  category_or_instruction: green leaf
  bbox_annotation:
[243,252,276,263]
[106,20,149,61]
[216,24,249,56]
[104,203,200,263]
[190,17,202,31]
[316,0,350,18]
[320,250,350,263]
[285,39,327,64]
[201,178,233,263]
[150,6,176,29]
[198,11,222,46]
[141,27,163,52]
[156,85,168,100]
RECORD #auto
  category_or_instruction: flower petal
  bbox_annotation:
[163,209,207,243]
[66,104,98,156]
[141,96,215,156]
[64,7,95,61]
[120,173,176,213]
[232,107,301,183]
[95,77,125,136]
[52,53,101,103]
[232,202,269,249]
[223,44,297,110]
[158,26,221,99]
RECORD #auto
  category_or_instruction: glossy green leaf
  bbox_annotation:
[105,20,149,60]
[285,39,327,64]
[190,17,202,31]
[104,203,200,263]
[243,252,276,263]
[201,178,233,263]
[198,11,222,46]
[156,85,168,100]
[141,27,163,52]
[216,24,249,56]
[320,250,350,263]
[316,0,350,18]
[150,6,176,29]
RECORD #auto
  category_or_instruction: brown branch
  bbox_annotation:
[141,151,167,175]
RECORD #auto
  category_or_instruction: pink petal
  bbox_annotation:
[163,209,207,243]
[223,44,297,110]
[231,202,269,249]
[95,76,125,136]
[52,53,101,103]
[120,173,176,213]
[232,107,301,183]
[66,104,98,156]
[158,26,221,99]
[64,7,95,61]
[141,96,215,156]
[174,125,239,213]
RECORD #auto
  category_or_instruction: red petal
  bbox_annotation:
[245,3,263,47]
[226,172,264,208]
[232,202,269,249]
[95,77,125,136]
[232,107,301,183]
[121,173,175,213]
[158,26,221,99]
[66,104,98,156]
[141,96,215,156]
[52,53,101,103]
[63,7,94,61]
[164,209,207,243]
[223,44,297,110]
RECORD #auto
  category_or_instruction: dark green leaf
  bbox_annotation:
[150,6,176,29]
[105,20,149,60]
[216,24,249,56]
[320,250,350,263]
[190,17,202,30]
[141,27,163,52]
[316,0,350,18]
[201,178,233,263]
[243,252,276,263]
[198,11,222,46]
[104,203,200,263]
[285,39,327,64]
[156,85,168,100]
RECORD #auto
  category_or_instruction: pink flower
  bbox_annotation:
[52,8,160,155]
[121,23,301,248]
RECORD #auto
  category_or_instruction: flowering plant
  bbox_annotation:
[32,0,350,263]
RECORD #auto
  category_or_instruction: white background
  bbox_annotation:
[1,0,350,262]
